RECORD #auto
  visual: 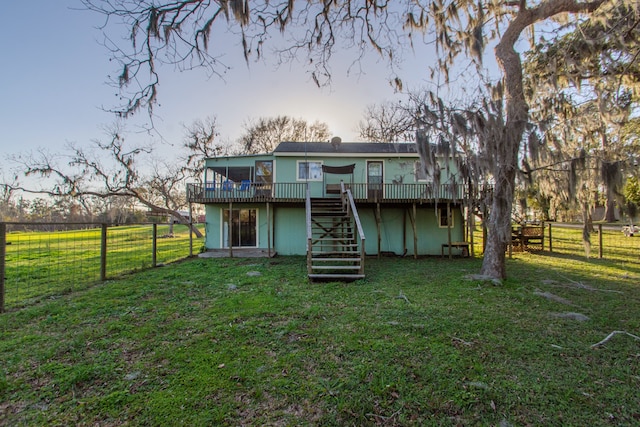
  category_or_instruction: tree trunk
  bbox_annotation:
[187,223,203,238]
[480,13,530,280]
[478,0,608,280]
[604,195,617,222]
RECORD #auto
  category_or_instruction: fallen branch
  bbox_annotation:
[553,273,623,294]
[533,290,575,306]
[452,336,473,346]
[366,409,402,423]
[591,330,640,348]
[396,290,411,304]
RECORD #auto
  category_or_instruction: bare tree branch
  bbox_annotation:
[7,124,203,237]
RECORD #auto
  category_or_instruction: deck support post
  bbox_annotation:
[447,202,452,259]
[228,201,233,258]
[267,202,271,257]
[411,203,417,259]
[375,203,381,258]
[403,209,407,255]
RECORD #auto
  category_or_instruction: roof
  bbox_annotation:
[273,141,418,155]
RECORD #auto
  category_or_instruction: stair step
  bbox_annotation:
[311,250,359,255]
[311,257,361,262]
[311,211,347,216]
[312,245,358,249]
[311,201,343,204]
[311,265,362,270]
[309,274,366,280]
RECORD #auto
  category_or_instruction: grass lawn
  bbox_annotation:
[1,253,639,425]
[4,224,201,308]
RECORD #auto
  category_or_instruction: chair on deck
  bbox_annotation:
[239,180,251,191]
[222,180,234,191]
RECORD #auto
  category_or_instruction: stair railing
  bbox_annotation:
[305,184,312,275]
[340,181,366,275]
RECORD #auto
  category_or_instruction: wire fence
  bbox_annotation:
[473,222,639,265]
[1,220,637,312]
[0,222,203,312]
[544,222,640,264]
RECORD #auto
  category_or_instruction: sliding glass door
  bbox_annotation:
[222,209,257,248]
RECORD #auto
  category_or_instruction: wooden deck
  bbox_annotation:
[187,182,473,204]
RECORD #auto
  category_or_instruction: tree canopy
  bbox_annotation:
[522,1,640,222]
[239,116,331,154]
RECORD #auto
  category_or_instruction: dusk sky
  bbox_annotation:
[0,1,478,164]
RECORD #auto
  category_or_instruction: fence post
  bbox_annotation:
[598,223,603,259]
[188,203,193,257]
[548,223,553,253]
[0,223,6,313]
[152,223,158,267]
[100,223,107,281]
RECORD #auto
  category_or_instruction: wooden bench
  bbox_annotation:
[511,225,545,251]
[441,242,470,257]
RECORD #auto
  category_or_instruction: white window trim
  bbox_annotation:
[296,160,324,181]
[438,206,454,228]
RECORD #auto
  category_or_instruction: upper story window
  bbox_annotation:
[414,160,429,182]
[297,161,323,181]
[255,160,273,184]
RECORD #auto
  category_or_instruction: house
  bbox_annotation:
[187,140,477,280]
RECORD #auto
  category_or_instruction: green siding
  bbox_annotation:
[200,148,466,256]
[272,207,307,255]
[358,206,464,256]
[204,203,465,256]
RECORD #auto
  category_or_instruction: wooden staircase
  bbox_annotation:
[307,197,365,281]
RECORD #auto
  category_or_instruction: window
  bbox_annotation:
[438,206,454,228]
[255,160,273,184]
[414,160,429,182]
[297,161,323,181]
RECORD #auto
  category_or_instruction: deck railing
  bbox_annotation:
[188,182,472,203]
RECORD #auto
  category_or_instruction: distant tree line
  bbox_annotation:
[0,192,153,228]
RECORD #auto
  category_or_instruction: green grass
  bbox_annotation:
[4,224,202,308]
[1,253,639,425]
